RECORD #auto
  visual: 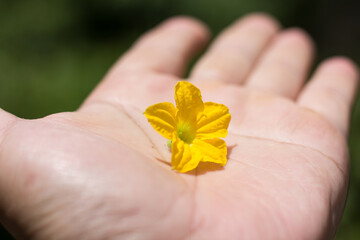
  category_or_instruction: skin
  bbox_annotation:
[0,13,358,239]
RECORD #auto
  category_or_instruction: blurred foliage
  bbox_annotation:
[0,0,359,239]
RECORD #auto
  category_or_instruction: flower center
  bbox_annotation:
[177,122,195,144]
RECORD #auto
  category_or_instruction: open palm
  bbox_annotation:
[0,14,358,239]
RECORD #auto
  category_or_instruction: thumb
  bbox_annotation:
[0,108,17,142]
[0,108,22,238]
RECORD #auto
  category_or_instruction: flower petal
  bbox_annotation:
[196,102,231,139]
[144,102,177,139]
[171,136,201,172]
[175,81,204,121]
[191,138,227,166]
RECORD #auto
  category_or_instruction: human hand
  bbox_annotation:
[0,13,358,239]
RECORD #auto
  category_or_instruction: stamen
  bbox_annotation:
[177,122,195,143]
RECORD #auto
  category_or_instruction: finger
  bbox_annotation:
[297,57,359,135]
[190,13,279,84]
[117,16,209,77]
[246,28,314,99]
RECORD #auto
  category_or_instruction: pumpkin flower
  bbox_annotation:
[144,81,231,173]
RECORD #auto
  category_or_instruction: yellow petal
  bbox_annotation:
[144,102,177,139]
[175,81,204,121]
[191,138,227,166]
[171,136,201,172]
[196,102,231,139]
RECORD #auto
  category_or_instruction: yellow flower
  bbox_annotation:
[144,81,231,173]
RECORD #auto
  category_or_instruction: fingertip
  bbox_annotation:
[279,28,315,52]
[297,56,359,135]
[316,57,359,100]
[245,26,315,98]
[118,15,212,76]
[191,13,281,84]
[161,16,211,44]
[238,12,281,34]
[320,56,359,81]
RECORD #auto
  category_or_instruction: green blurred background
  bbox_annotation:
[0,0,359,239]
